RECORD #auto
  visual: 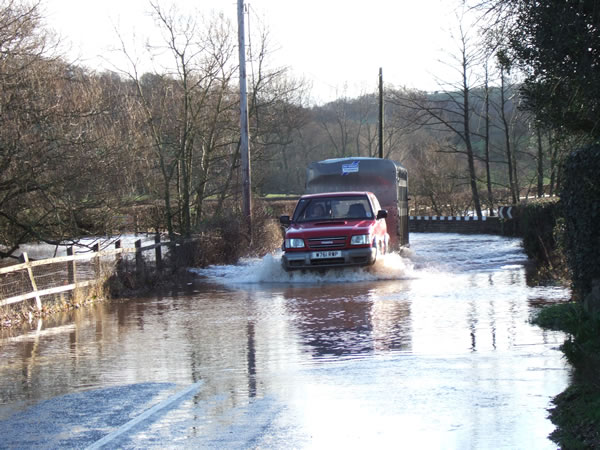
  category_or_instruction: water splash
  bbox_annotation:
[189,234,539,287]
[190,251,416,285]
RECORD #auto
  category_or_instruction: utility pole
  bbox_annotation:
[378,67,384,159]
[238,0,252,236]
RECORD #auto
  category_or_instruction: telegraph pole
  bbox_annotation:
[238,0,252,235]
[378,67,384,159]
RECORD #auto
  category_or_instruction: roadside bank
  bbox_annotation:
[522,142,600,447]
[533,303,600,448]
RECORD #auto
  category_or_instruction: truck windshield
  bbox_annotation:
[293,196,373,222]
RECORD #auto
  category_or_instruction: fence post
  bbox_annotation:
[66,247,76,285]
[170,241,178,270]
[92,243,100,277]
[20,252,42,311]
[114,239,122,267]
[135,239,143,274]
[154,234,162,271]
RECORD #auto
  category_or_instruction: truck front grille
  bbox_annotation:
[310,257,345,266]
[307,236,347,249]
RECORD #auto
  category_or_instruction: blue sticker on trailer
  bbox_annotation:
[342,160,359,175]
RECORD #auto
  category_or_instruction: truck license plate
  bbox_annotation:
[311,250,342,259]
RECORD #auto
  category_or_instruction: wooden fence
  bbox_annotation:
[0,235,182,310]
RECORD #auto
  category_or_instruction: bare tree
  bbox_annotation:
[535,124,545,198]
[495,54,518,203]
[210,21,310,209]
[408,138,470,216]
[478,55,496,214]
[316,95,354,158]
[0,1,127,257]
[389,15,484,218]
[115,4,239,237]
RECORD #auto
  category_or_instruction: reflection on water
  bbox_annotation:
[0,234,572,447]
[281,283,412,359]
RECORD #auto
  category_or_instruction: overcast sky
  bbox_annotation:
[43,0,467,103]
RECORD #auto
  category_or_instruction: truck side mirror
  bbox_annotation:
[279,215,291,226]
[376,210,388,220]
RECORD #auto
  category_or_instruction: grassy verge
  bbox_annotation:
[549,384,600,449]
[533,303,600,448]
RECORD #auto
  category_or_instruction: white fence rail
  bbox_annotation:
[0,236,179,310]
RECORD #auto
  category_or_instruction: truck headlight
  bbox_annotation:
[285,238,305,248]
[351,234,371,245]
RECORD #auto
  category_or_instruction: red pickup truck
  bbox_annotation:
[279,191,389,271]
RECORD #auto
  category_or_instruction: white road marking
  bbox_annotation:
[86,381,203,449]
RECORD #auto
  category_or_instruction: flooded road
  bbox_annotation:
[0,234,571,448]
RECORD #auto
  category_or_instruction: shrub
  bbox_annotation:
[519,199,568,282]
[550,383,600,449]
[520,199,562,263]
[193,200,283,267]
[561,144,600,300]
[532,302,580,333]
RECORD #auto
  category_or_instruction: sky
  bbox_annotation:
[43,0,467,104]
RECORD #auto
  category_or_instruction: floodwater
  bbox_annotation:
[0,234,571,448]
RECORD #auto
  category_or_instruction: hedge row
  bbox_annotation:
[519,199,564,267]
[561,144,600,300]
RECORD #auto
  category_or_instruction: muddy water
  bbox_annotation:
[0,234,571,448]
